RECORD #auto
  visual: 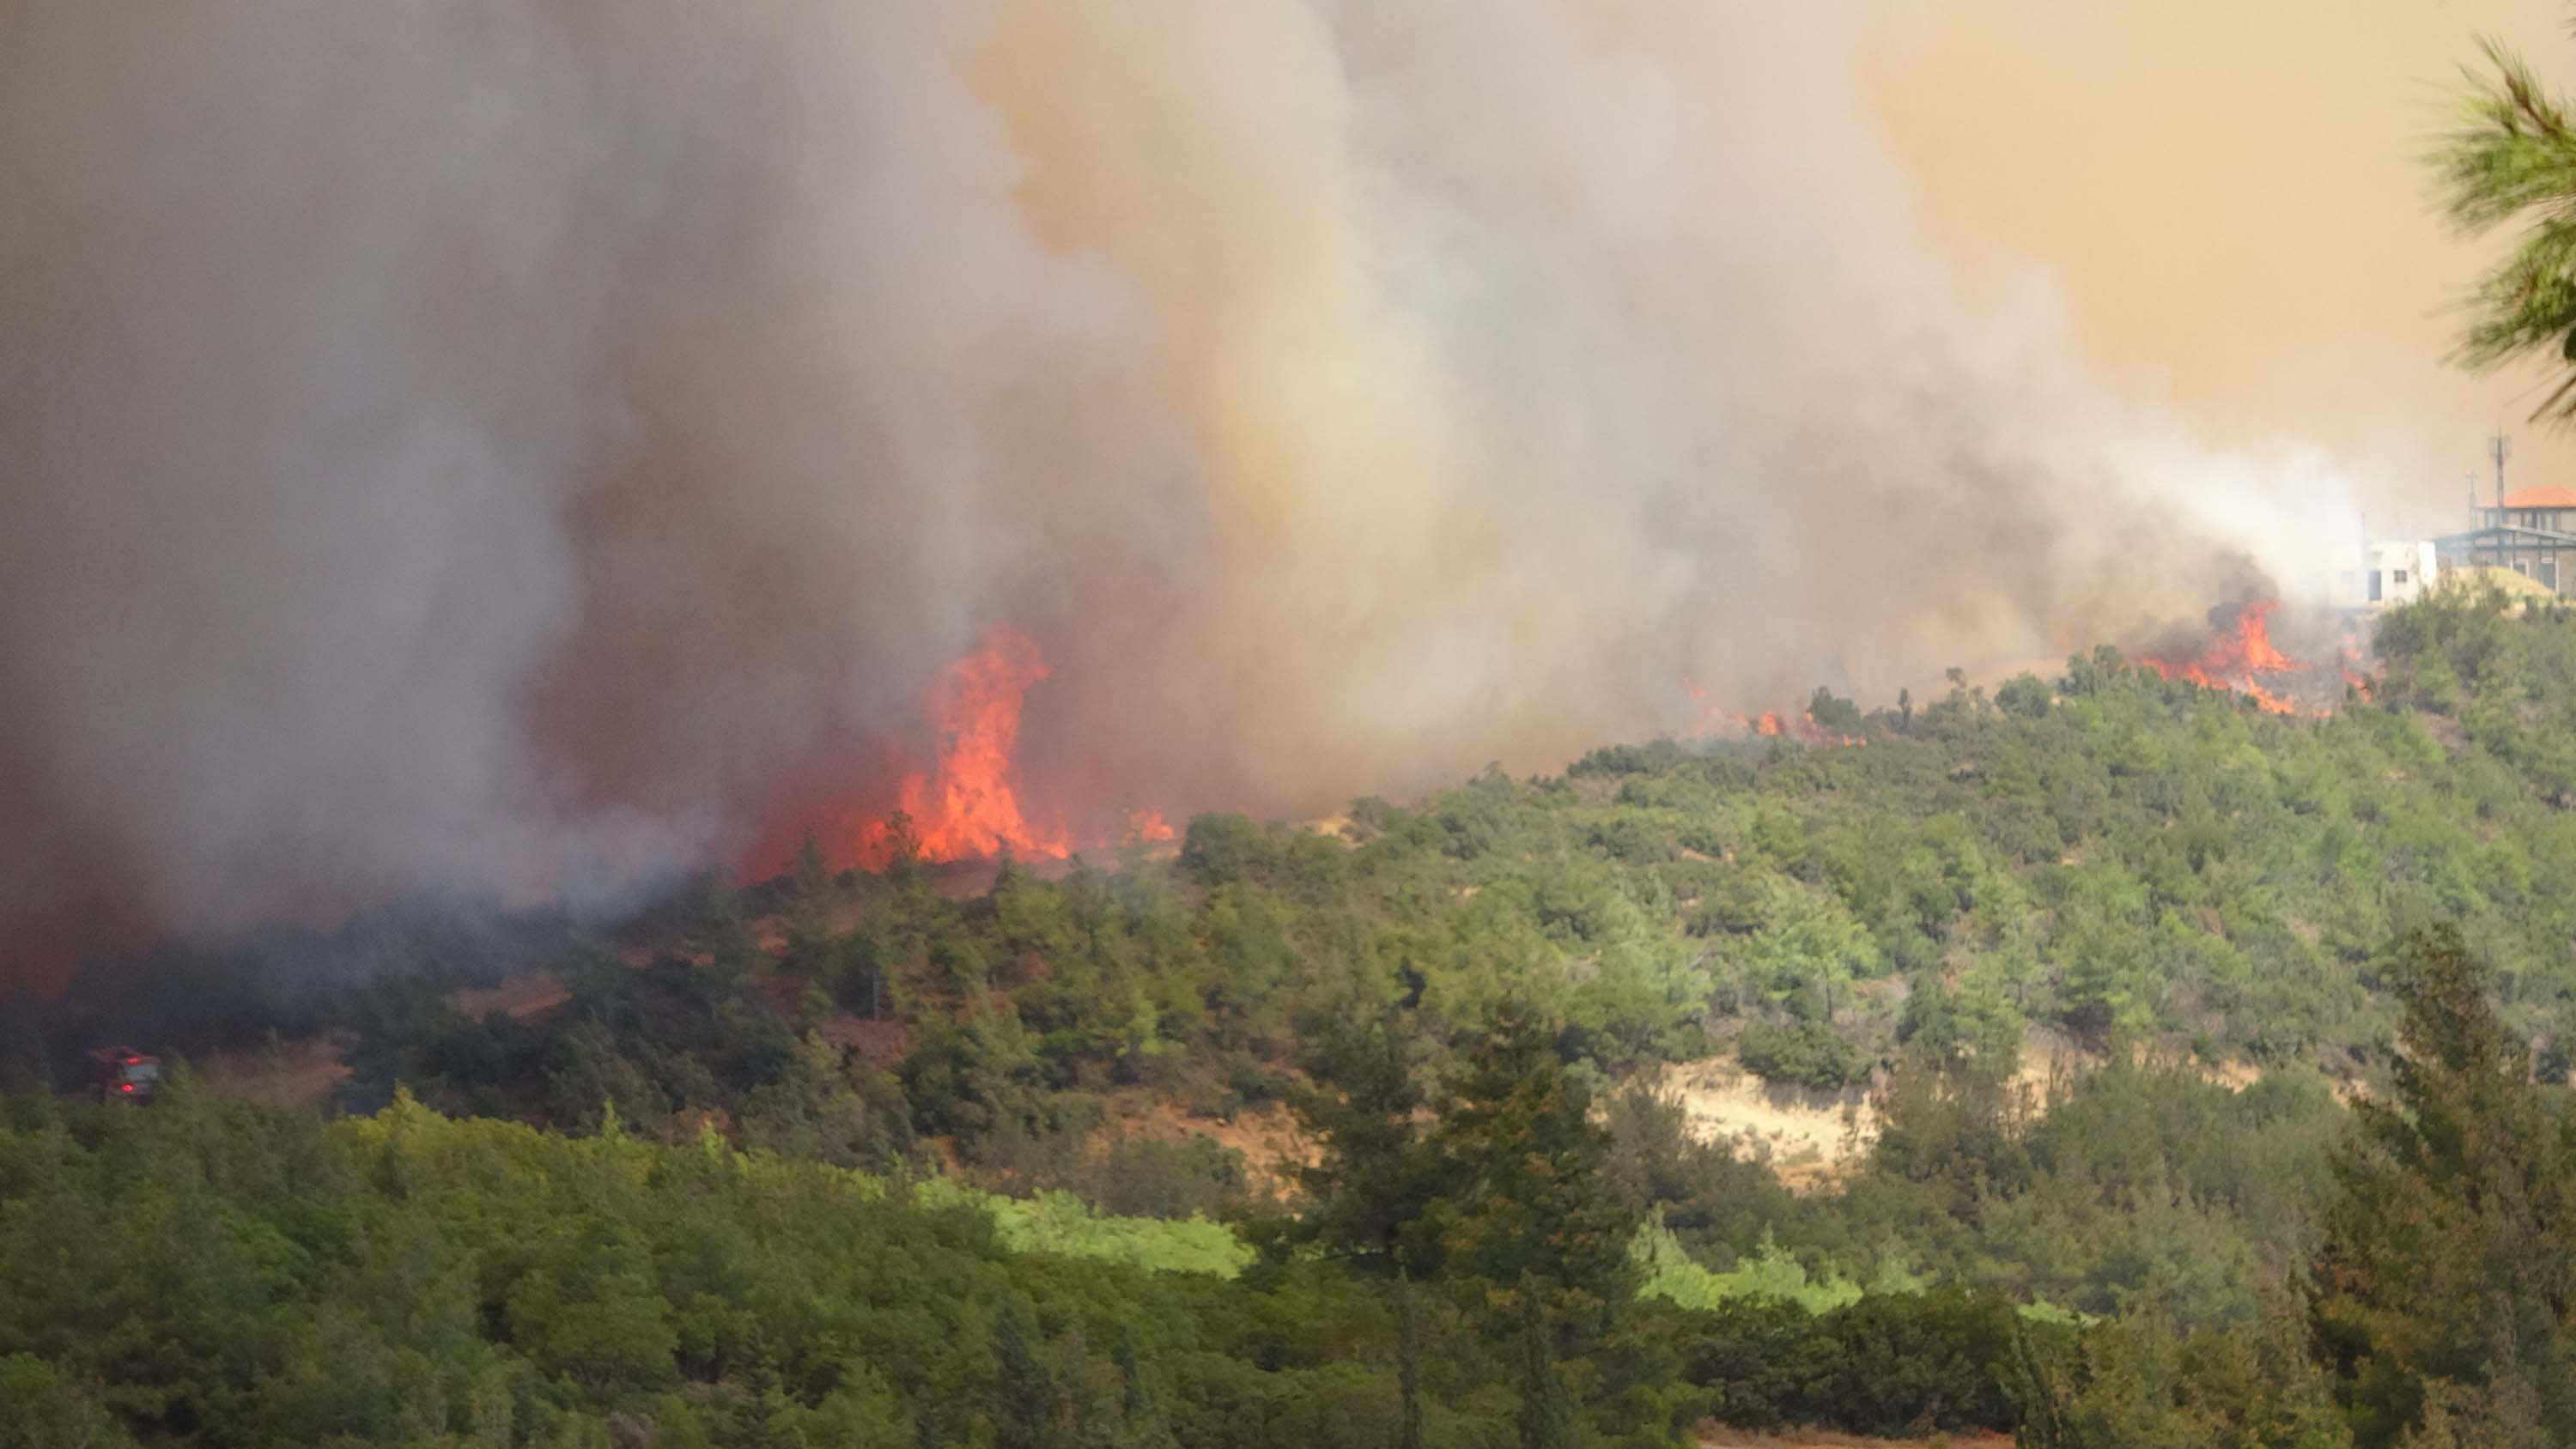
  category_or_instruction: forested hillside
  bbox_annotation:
[11,585,2576,1446]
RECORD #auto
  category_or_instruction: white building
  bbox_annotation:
[2337,540,2436,610]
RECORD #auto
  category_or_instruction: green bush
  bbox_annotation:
[1736,1019,1865,1090]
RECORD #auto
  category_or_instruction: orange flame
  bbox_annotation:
[1792,712,1866,749]
[754,626,1181,875]
[1681,684,1862,749]
[857,625,1071,864]
[2140,598,2300,714]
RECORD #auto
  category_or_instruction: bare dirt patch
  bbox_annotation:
[1649,1058,1877,1189]
[1657,1028,2310,1190]
[817,1013,912,1066]
[452,971,569,1022]
[1095,1091,1315,1198]
[196,1033,354,1110]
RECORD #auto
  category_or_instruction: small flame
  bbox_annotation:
[1127,807,1177,844]
[1792,712,1866,748]
[1680,684,1862,749]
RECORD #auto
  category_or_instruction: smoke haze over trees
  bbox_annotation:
[0,2,2408,975]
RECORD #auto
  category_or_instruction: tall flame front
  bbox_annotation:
[742,625,1178,876]
[860,625,1071,864]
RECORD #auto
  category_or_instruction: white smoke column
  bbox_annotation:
[0,0,2369,977]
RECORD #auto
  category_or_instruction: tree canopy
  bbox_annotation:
[2433,27,2576,419]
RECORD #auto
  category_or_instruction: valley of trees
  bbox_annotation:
[8,585,2576,1446]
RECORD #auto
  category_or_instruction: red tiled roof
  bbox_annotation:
[2500,486,2576,509]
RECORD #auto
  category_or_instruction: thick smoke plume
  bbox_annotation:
[0,1,2366,983]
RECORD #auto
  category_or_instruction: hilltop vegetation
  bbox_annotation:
[11,586,2576,1446]
[332,585,2576,1173]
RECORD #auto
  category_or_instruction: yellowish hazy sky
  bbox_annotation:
[1865,0,2576,536]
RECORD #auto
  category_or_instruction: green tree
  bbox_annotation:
[1735,1018,1863,1090]
[1395,1272,1427,1449]
[1178,813,1276,888]
[1728,878,1877,1025]
[1807,688,1864,736]
[991,1303,1054,1449]
[784,831,839,974]
[1284,1002,1439,1276]
[1996,672,2052,719]
[735,1033,914,1171]
[2431,28,2576,420]
[1419,999,1641,1449]
[0,1354,133,1449]
[683,868,766,982]
[878,809,925,889]
[2309,926,2576,1448]
[503,1223,679,1391]
[2038,1305,2349,1449]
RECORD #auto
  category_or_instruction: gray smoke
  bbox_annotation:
[0,0,2360,976]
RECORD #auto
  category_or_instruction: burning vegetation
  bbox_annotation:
[1682,683,1869,749]
[2134,597,2373,716]
[1668,594,2374,749]
[2138,597,2301,714]
[783,627,1173,875]
[0,0,2387,980]
[860,626,1072,866]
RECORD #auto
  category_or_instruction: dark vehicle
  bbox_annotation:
[87,1046,161,1103]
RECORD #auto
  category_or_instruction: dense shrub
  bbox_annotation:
[1736,1020,1865,1090]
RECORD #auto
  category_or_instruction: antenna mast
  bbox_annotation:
[2491,431,2513,511]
